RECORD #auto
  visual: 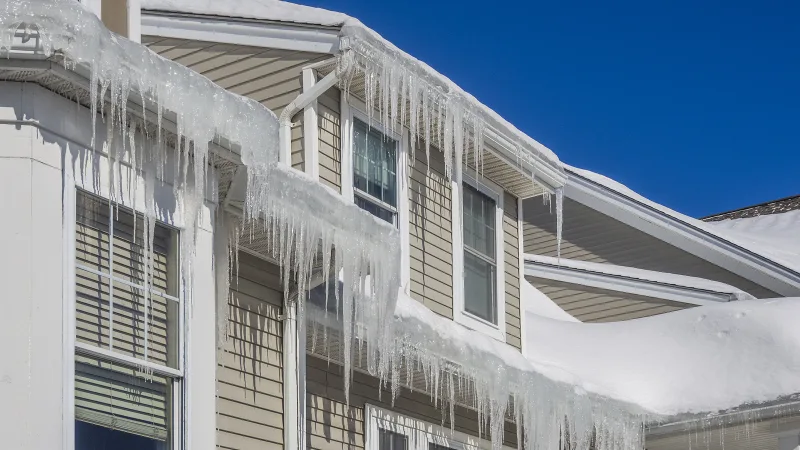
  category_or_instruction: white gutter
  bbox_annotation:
[524,254,751,305]
[278,68,339,450]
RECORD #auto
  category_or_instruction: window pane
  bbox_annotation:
[353,119,397,210]
[379,429,408,450]
[75,355,172,447]
[464,251,496,324]
[462,184,495,258]
[355,195,395,224]
[76,421,166,450]
[429,444,456,450]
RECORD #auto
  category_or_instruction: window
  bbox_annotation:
[74,191,182,449]
[366,404,506,450]
[352,118,398,224]
[380,429,409,450]
[462,184,498,324]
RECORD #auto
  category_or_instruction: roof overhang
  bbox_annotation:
[565,169,800,296]
[141,10,341,54]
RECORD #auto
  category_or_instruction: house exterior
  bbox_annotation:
[0,2,797,450]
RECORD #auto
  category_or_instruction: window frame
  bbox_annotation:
[453,174,506,342]
[341,94,411,289]
[365,404,513,450]
[69,187,186,450]
[350,112,401,224]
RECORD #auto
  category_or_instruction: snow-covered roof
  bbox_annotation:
[525,253,756,301]
[141,0,350,27]
[524,297,800,416]
[141,0,565,187]
[567,165,800,274]
[521,278,579,322]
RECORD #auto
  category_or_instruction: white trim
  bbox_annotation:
[453,173,506,342]
[566,170,800,296]
[483,128,565,195]
[302,68,319,179]
[524,256,737,305]
[81,0,102,18]
[344,96,411,288]
[62,178,77,450]
[364,404,514,450]
[127,0,142,43]
[141,12,340,54]
[75,342,183,378]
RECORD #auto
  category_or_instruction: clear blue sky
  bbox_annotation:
[304,0,798,218]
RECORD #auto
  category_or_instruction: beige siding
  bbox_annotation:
[306,356,517,450]
[522,197,779,298]
[503,192,522,349]
[409,145,454,318]
[318,87,342,192]
[529,277,694,322]
[102,0,128,37]
[141,37,332,172]
[647,414,800,450]
[217,253,284,450]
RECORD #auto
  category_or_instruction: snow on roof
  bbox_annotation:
[141,0,350,27]
[525,253,756,301]
[567,164,800,274]
[524,297,800,416]
[140,0,565,178]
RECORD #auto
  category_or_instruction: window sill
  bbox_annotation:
[453,309,506,343]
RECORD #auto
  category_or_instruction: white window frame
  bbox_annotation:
[452,173,506,342]
[365,404,514,450]
[71,188,186,449]
[341,94,411,288]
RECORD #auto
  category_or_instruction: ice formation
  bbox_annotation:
[0,0,400,383]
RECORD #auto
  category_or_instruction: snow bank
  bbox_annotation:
[568,164,800,274]
[524,297,800,416]
[525,253,756,301]
[521,278,579,322]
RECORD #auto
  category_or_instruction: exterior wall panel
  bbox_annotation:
[217,253,284,450]
[503,192,522,349]
[318,87,342,192]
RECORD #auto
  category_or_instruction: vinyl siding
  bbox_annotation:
[217,252,284,450]
[318,87,342,192]
[306,356,517,450]
[528,278,694,322]
[522,196,779,299]
[503,192,521,349]
[409,145,454,318]
[647,414,800,450]
[141,37,331,172]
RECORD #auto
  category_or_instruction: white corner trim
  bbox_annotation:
[339,91,354,202]
[364,404,515,450]
[62,180,76,450]
[140,12,340,54]
[566,170,800,296]
[453,173,506,343]
[516,197,527,356]
[127,0,142,43]
[523,257,737,306]
[302,68,319,179]
[398,129,411,290]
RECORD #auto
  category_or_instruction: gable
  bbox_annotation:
[522,197,779,299]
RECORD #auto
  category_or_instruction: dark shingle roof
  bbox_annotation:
[702,195,800,222]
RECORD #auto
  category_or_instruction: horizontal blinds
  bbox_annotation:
[75,355,171,441]
[74,191,177,441]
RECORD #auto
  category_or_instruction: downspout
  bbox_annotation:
[279,67,339,450]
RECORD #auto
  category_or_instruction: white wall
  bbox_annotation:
[0,81,218,450]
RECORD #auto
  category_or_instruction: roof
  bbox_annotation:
[566,165,800,276]
[141,0,350,27]
[702,194,800,222]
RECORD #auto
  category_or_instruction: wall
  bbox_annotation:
[305,356,517,450]
[216,252,284,450]
[522,196,779,299]
[502,192,522,349]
